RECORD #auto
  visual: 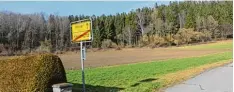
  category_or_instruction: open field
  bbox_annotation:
[66,52,233,92]
[0,40,232,91]
[66,40,232,91]
[60,40,232,69]
[0,40,232,69]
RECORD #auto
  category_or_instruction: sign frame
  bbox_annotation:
[70,18,93,43]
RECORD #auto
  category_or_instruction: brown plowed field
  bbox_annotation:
[59,40,232,69]
[0,40,232,69]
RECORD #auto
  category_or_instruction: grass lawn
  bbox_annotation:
[66,51,232,92]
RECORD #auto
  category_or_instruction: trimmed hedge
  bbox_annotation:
[0,54,67,92]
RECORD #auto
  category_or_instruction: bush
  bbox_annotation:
[0,44,8,56]
[149,35,167,48]
[55,50,65,54]
[173,34,183,46]
[21,49,31,55]
[0,44,3,53]
[0,54,67,92]
[193,29,212,42]
[36,40,52,53]
[101,39,117,49]
[173,28,213,46]
[125,45,134,48]
[164,34,174,46]
[115,46,122,50]
[174,28,195,45]
[118,42,125,48]
[202,29,212,41]
[191,32,201,41]
[139,35,149,47]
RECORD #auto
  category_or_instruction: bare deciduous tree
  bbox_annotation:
[136,10,145,36]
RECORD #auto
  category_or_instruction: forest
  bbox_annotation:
[0,1,232,55]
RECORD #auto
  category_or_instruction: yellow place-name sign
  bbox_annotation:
[71,20,92,42]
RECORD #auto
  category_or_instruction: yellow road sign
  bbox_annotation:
[71,20,92,42]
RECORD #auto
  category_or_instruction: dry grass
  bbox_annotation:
[155,59,233,92]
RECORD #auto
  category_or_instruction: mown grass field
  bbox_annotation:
[66,51,232,92]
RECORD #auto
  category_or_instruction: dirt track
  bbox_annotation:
[59,47,231,69]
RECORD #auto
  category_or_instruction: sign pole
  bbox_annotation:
[71,19,92,92]
[80,41,86,92]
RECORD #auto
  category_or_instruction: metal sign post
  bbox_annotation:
[70,18,92,92]
[80,41,85,92]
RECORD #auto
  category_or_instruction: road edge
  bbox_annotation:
[154,59,233,92]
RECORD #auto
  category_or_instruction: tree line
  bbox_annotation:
[0,1,232,55]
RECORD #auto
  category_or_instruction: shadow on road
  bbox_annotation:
[72,83,124,92]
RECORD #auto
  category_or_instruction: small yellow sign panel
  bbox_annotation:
[71,21,91,42]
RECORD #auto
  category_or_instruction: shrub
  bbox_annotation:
[101,39,117,49]
[118,42,125,48]
[142,35,149,44]
[22,49,31,55]
[139,35,150,47]
[191,31,205,42]
[0,44,3,53]
[149,35,167,48]
[164,34,174,46]
[115,46,122,50]
[125,45,134,48]
[36,40,52,53]
[0,54,67,92]
[202,29,212,41]
[175,28,195,44]
[0,44,8,56]
[55,50,65,54]
[173,34,183,46]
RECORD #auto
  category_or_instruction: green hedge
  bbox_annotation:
[0,54,67,92]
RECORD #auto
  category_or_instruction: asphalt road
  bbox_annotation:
[165,63,233,92]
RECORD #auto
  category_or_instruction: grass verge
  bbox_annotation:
[66,51,232,92]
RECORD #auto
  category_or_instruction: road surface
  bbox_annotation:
[165,63,233,92]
